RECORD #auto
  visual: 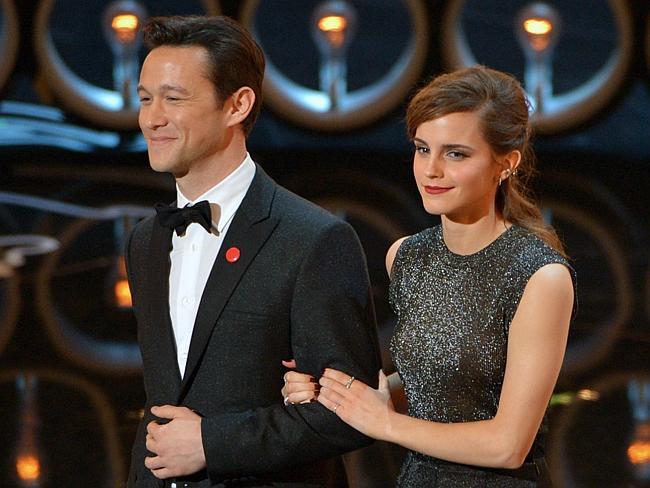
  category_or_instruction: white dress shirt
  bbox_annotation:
[169,154,255,378]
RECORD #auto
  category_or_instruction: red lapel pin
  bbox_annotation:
[225,247,240,263]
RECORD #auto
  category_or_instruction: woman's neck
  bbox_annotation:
[441,213,509,256]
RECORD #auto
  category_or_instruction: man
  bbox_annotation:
[126,15,381,487]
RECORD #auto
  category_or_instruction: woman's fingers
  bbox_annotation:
[282,378,319,398]
[318,383,347,412]
[288,389,319,404]
[284,370,313,384]
[321,368,354,385]
[281,359,297,369]
[281,363,319,404]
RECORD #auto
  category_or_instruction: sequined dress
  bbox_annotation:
[389,225,572,487]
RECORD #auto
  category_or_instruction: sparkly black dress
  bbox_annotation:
[389,225,573,487]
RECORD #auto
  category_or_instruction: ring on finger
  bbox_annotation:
[283,396,293,406]
[344,376,355,389]
[333,403,339,414]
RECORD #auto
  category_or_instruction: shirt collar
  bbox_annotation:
[176,153,256,233]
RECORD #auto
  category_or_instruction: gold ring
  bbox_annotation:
[345,376,355,389]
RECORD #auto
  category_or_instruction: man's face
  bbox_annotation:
[137,45,231,177]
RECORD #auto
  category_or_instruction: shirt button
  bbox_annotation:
[171,483,177,488]
[181,296,190,306]
[191,243,199,252]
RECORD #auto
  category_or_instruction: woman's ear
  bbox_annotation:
[499,149,522,181]
[504,149,522,174]
[225,86,255,128]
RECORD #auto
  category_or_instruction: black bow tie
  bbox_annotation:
[155,200,212,236]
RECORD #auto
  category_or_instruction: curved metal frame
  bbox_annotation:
[0,274,20,358]
[0,368,125,485]
[240,0,429,131]
[0,0,19,93]
[33,0,221,130]
[441,0,634,134]
[550,372,650,487]
[35,217,143,374]
[541,199,632,376]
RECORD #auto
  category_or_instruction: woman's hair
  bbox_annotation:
[143,15,265,136]
[406,65,566,256]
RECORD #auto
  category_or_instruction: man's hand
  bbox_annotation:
[144,405,206,479]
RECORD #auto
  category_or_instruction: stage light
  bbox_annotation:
[16,455,40,483]
[111,13,140,44]
[627,380,650,481]
[628,426,650,465]
[102,1,147,109]
[576,389,600,401]
[311,1,357,109]
[113,255,132,309]
[13,374,44,487]
[515,2,561,113]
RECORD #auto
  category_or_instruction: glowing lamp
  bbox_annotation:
[628,440,650,465]
[312,1,356,57]
[102,1,147,108]
[103,1,146,50]
[111,13,140,44]
[16,454,40,482]
[515,2,561,113]
[113,255,132,309]
[516,3,561,56]
[310,1,358,110]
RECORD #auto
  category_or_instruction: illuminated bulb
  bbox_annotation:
[523,18,553,36]
[516,3,561,55]
[114,255,132,308]
[16,454,40,482]
[576,389,600,401]
[628,440,650,465]
[318,15,347,33]
[103,1,146,48]
[111,13,140,44]
[311,1,357,58]
[515,2,561,113]
[102,0,147,108]
[311,1,357,109]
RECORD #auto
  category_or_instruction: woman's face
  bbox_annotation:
[412,111,505,223]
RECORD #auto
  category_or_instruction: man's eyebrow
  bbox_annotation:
[136,84,190,95]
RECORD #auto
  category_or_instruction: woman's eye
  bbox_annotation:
[415,145,429,154]
[447,151,466,160]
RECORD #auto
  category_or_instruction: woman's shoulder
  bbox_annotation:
[508,225,569,268]
[385,226,440,276]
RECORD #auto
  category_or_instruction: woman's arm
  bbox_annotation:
[318,262,574,469]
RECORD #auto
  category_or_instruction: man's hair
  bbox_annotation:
[142,15,265,136]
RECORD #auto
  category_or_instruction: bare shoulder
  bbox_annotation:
[385,236,410,276]
[523,262,574,312]
[528,262,573,291]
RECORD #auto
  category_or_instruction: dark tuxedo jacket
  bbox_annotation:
[126,166,381,487]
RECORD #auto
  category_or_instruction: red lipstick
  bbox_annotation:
[424,186,453,195]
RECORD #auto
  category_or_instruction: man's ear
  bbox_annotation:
[225,86,255,128]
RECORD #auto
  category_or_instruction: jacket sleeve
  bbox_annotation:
[124,220,159,488]
[201,220,382,481]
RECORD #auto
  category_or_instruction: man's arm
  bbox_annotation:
[199,220,382,480]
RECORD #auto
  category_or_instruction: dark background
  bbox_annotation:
[1,0,649,486]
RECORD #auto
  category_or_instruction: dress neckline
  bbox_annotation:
[434,224,520,266]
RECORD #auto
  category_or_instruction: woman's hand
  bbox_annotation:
[281,359,319,405]
[318,368,396,441]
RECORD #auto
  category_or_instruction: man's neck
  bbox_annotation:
[176,145,248,201]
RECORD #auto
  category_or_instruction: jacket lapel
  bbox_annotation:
[147,214,182,398]
[178,166,279,400]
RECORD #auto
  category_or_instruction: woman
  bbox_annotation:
[282,66,575,486]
